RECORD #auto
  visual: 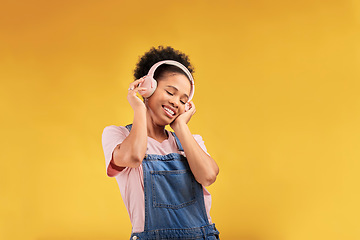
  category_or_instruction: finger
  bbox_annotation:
[135,87,147,93]
[136,87,147,91]
[188,101,195,110]
[134,77,146,85]
[129,77,146,89]
[134,77,146,84]
[128,88,146,95]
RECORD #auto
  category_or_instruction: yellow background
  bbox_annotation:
[1,0,360,239]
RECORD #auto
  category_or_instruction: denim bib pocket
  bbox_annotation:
[150,169,196,209]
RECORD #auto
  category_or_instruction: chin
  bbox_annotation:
[154,117,171,127]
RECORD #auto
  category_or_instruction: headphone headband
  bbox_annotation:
[148,60,195,101]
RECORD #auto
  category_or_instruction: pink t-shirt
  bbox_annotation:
[101,125,213,233]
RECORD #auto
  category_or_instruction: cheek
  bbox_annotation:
[145,96,158,110]
[179,105,186,114]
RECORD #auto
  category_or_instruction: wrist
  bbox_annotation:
[133,105,147,113]
[171,121,187,133]
[133,107,146,120]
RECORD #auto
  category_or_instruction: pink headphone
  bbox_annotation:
[139,60,195,105]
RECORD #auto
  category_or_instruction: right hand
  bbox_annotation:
[127,77,147,111]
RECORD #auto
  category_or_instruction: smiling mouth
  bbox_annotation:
[162,106,175,117]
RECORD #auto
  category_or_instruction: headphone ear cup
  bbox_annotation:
[139,76,157,98]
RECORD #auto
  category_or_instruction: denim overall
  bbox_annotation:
[126,125,220,240]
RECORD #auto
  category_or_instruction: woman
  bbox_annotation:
[102,46,220,239]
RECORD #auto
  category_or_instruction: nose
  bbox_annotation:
[169,97,179,108]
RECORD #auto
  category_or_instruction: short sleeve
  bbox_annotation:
[101,125,129,177]
[193,134,210,156]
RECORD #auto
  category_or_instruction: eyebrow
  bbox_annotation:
[166,85,189,99]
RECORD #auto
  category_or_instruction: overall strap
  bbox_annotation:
[125,124,132,132]
[171,132,184,152]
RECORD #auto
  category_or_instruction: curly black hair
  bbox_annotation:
[133,46,195,81]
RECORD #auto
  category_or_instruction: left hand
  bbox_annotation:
[170,101,196,130]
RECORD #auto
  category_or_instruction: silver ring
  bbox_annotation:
[128,87,134,91]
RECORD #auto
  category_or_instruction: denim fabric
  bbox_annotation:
[126,124,220,240]
[130,223,220,239]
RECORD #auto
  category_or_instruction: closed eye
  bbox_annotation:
[165,88,186,104]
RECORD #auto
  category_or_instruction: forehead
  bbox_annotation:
[158,73,191,95]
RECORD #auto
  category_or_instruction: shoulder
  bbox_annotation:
[102,125,129,136]
[103,125,129,132]
[192,134,209,155]
[192,134,205,143]
[102,125,130,144]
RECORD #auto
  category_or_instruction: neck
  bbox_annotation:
[146,111,168,142]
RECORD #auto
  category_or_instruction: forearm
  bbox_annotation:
[114,109,147,167]
[172,123,219,186]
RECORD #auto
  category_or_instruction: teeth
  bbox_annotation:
[164,106,175,115]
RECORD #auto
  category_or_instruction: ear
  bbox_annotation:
[143,97,149,104]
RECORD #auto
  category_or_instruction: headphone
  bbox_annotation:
[138,60,195,110]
